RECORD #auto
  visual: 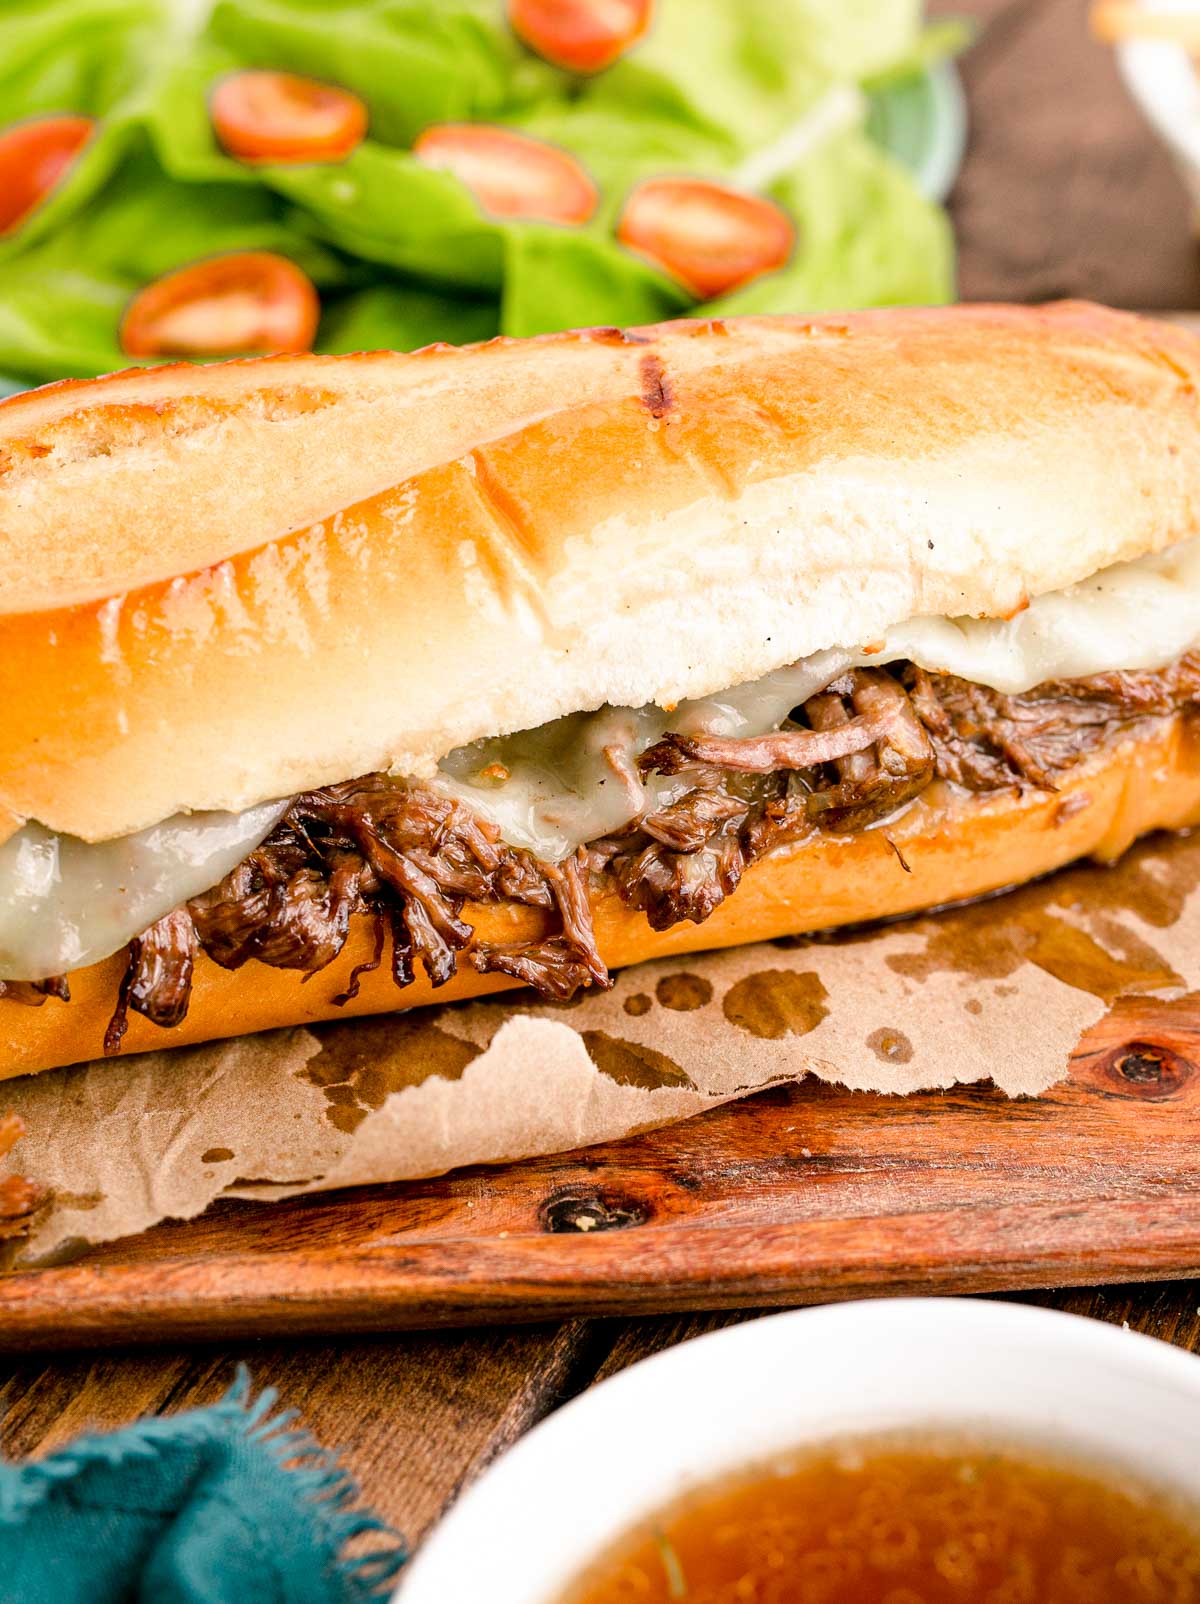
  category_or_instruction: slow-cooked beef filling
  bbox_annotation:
[9,656,1200,1046]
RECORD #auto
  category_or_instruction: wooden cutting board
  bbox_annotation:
[2,987,1199,1350]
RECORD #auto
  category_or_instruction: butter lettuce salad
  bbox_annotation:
[0,0,963,385]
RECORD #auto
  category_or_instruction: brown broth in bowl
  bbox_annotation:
[561,1435,1200,1603]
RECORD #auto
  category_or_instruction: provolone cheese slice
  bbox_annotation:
[0,802,287,982]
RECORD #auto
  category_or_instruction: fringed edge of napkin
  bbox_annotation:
[0,1366,408,1600]
[227,1367,409,1599]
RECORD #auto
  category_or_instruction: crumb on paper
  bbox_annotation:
[0,1113,50,1266]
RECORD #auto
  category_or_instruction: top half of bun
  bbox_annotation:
[2,301,1200,843]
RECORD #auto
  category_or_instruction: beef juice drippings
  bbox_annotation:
[561,1436,1200,1604]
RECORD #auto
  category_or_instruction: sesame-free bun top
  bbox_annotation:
[1,301,1199,843]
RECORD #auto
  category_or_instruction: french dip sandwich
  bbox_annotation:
[3,301,1200,1079]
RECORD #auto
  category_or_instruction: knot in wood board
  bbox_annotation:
[1106,1040,1194,1101]
[539,1187,650,1234]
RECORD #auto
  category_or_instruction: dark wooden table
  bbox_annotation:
[4,0,1200,1558]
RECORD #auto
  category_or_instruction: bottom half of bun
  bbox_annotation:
[3,715,1200,1081]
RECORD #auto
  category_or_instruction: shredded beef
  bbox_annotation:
[105,908,197,1052]
[468,850,608,998]
[637,704,899,777]
[335,909,387,1005]
[97,777,612,1051]
[610,830,752,931]
[638,772,750,852]
[0,976,69,1007]
[618,668,936,927]
[903,653,1200,791]
[11,652,1192,1050]
[803,671,934,830]
[192,853,363,976]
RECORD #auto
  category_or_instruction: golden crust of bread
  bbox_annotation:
[3,303,1200,842]
[3,717,1197,1080]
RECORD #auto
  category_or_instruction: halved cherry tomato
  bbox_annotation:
[414,123,597,224]
[508,0,653,73]
[119,252,320,357]
[210,71,367,164]
[0,115,93,236]
[617,177,794,299]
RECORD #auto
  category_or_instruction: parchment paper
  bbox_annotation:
[3,830,1199,1265]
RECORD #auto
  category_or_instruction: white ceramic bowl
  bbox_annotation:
[396,1297,1200,1604]
[1117,32,1200,223]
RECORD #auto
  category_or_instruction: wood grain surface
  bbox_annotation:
[4,0,1200,1557]
[5,984,1200,1348]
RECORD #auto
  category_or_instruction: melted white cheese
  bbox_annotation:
[2,535,1198,980]
[435,651,849,859]
[0,801,287,982]
[879,534,1200,694]
[433,536,1200,861]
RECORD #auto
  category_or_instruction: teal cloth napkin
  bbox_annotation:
[0,1368,406,1602]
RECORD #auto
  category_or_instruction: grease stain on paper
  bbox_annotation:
[723,970,830,1039]
[581,1031,693,1090]
[656,973,713,1011]
[884,845,1196,1003]
[51,1191,104,1212]
[867,1027,913,1064]
[623,992,652,1017]
[302,1016,480,1132]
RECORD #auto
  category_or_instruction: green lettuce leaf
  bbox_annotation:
[705,126,953,316]
[0,0,173,258]
[0,0,958,387]
[318,281,499,353]
[558,0,929,156]
[0,0,165,119]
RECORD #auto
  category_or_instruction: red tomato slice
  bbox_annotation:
[618,177,794,299]
[508,0,653,73]
[0,115,93,236]
[211,71,368,164]
[414,123,597,224]
[120,253,320,357]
